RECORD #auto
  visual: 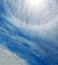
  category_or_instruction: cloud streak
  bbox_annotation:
[0,0,58,65]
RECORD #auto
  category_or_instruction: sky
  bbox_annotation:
[0,0,58,65]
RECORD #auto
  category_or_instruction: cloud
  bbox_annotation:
[0,45,28,65]
[0,0,58,65]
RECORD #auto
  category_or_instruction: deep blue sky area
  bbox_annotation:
[0,0,58,65]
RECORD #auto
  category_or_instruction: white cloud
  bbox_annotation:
[0,45,28,65]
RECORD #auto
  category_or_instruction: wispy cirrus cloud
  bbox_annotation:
[0,0,58,65]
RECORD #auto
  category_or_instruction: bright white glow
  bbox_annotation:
[29,0,44,8]
[25,0,47,11]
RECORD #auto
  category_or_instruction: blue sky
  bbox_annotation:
[0,0,58,65]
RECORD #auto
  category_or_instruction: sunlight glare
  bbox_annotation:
[29,0,44,7]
